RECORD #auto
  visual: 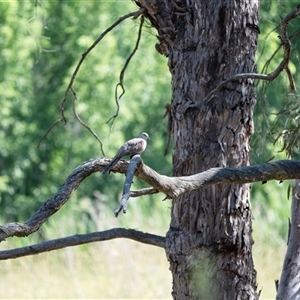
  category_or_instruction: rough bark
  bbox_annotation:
[137,0,260,299]
[276,180,300,300]
[0,228,165,260]
[1,158,299,242]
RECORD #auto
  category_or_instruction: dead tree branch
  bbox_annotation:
[107,15,145,126]
[38,8,145,147]
[37,118,62,148]
[130,187,159,197]
[1,158,300,242]
[60,8,144,122]
[0,228,165,260]
[204,4,300,103]
[71,87,105,156]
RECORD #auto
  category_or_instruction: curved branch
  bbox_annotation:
[204,4,300,103]
[107,15,145,126]
[136,160,300,198]
[60,8,145,122]
[0,158,103,242]
[0,228,165,260]
[37,118,62,148]
[39,8,145,145]
[131,187,159,197]
[1,158,300,242]
[71,87,106,156]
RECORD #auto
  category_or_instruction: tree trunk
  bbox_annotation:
[137,0,260,298]
[276,179,300,300]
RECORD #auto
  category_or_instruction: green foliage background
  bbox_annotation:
[0,1,172,227]
[0,0,300,284]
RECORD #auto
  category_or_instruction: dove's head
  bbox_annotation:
[140,132,150,140]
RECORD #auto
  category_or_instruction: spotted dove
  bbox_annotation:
[102,132,150,174]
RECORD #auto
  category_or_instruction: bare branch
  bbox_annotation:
[136,160,300,198]
[107,15,145,126]
[260,44,281,76]
[60,8,145,122]
[204,4,300,103]
[1,158,300,242]
[37,118,62,148]
[0,158,101,242]
[0,228,165,260]
[204,73,269,103]
[130,187,159,197]
[39,8,145,144]
[71,87,105,156]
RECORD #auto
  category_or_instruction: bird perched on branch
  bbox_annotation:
[102,132,150,174]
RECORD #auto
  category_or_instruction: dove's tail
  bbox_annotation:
[102,156,120,174]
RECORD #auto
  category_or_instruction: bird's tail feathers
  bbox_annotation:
[102,157,119,174]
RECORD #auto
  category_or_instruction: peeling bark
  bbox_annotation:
[0,158,299,243]
[136,0,260,298]
[276,180,300,300]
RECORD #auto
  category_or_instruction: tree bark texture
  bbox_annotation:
[138,0,260,299]
[276,180,300,300]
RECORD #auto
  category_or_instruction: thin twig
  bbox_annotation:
[260,44,281,76]
[107,15,145,126]
[39,8,145,143]
[130,187,159,197]
[61,8,145,121]
[204,4,300,103]
[285,66,296,90]
[204,73,269,103]
[37,118,62,148]
[259,19,300,82]
[70,87,106,156]
[257,25,279,66]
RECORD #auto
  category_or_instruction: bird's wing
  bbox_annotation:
[126,138,146,155]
